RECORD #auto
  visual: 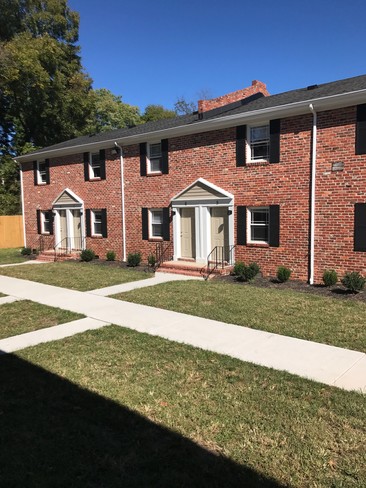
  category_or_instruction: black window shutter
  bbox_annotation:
[83,152,90,181]
[140,143,147,176]
[142,208,148,240]
[101,208,108,238]
[237,206,247,245]
[99,149,106,179]
[236,125,246,167]
[85,209,91,237]
[33,161,38,185]
[161,139,169,174]
[163,207,170,241]
[45,159,50,184]
[269,119,281,163]
[354,203,366,251]
[269,205,280,247]
[36,209,41,234]
[355,104,366,155]
[48,210,54,235]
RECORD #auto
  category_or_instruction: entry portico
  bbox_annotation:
[171,178,234,264]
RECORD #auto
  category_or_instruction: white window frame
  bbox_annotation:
[247,124,270,162]
[149,208,164,239]
[41,211,51,234]
[91,209,103,236]
[147,142,162,174]
[89,152,101,179]
[37,161,47,184]
[247,207,269,244]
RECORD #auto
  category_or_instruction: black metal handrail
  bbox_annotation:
[201,244,235,280]
[54,236,85,261]
[154,241,174,270]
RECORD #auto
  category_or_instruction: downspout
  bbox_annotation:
[114,142,126,262]
[309,104,317,285]
[16,160,27,248]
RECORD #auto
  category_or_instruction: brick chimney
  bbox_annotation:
[198,80,269,114]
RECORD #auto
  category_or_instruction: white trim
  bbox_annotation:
[147,142,162,174]
[247,207,270,245]
[40,211,51,234]
[91,209,103,237]
[148,208,164,239]
[16,88,366,163]
[309,104,317,285]
[247,123,270,163]
[171,177,234,201]
[52,188,84,206]
[36,160,47,185]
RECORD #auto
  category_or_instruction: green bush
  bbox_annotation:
[127,252,141,267]
[233,261,245,276]
[80,249,95,262]
[20,247,32,256]
[106,250,116,261]
[147,254,156,267]
[341,271,366,292]
[322,269,338,287]
[236,262,260,282]
[277,266,291,283]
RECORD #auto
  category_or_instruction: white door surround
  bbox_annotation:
[171,178,234,264]
[52,188,85,250]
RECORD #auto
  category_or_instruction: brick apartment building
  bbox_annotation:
[17,74,366,283]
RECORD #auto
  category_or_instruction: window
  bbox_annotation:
[149,209,163,238]
[92,210,102,236]
[89,152,101,179]
[37,161,48,184]
[248,125,270,161]
[41,211,51,234]
[148,143,162,173]
[248,207,269,243]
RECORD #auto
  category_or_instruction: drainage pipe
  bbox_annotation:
[309,104,317,285]
[114,142,126,262]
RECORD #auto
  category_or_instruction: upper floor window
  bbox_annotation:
[248,125,270,161]
[33,160,49,185]
[248,207,269,244]
[84,150,106,181]
[90,152,101,179]
[148,143,162,173]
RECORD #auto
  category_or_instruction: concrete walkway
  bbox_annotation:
[0,274,365,393]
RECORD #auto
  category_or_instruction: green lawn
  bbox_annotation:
[114,281,366,352]
[0,248,30,265]
[0,300,83,339]
[0,261,150,291]
[1,325,364,487]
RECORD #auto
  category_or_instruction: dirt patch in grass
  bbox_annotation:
[2,325,364,487]
[115,280,366,352]
[0,261,151,291]
[0,300,83,339]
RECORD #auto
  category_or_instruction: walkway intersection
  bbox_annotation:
[0,272,365,394]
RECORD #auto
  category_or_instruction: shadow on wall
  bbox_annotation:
[0,352,284,488]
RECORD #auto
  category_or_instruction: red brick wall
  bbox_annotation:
[21,106,366,282]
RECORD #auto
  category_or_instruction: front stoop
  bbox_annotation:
[157,260,233,278]
[37,250,80,262]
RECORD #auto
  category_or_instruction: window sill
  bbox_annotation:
[41,232,50,236]
[36,182,47,186]
[91,234,103,239]
[246,242,269,248]
[246,159,269,167]
[148,237,163,242]
[89,177,102,182]
[146,172,163,177]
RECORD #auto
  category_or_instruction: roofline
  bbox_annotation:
[16,88,366,163]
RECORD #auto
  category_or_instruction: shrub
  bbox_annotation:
[277,266,291,283]
[20,247,32,256]
[80,249,95,262]
[341,271,366,292]
[147,254,156,267]
[236,262,260,282]
[127,252,141,267]
[233,261,245,276]
[322,269,338,287]
[106,250,116,261]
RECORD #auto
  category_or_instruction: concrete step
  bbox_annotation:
[157,261,233,278]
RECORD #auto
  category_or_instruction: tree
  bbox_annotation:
[174,96,197,115]
[83,89,141,134]
[141,104,176,123]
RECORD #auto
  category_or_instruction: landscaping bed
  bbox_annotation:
[1,325,364,487]
[0,300,83,339]
[0,261,151,291]
[115,280,366,352]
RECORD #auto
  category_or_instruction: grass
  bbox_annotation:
[114,281,366,352]
[0,300,83,339]
[0,248,30,265]
[0,261,150,291]
[1,325,364,487]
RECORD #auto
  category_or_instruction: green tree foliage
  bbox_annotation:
[0,155,20,215]
[141,104,176,123]
[84,89,141,134]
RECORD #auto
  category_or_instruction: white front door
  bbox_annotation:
[210,207,229,260]
[180,208,196,259]
[55,208,83,250]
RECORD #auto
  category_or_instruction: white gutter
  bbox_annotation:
[17,161,27,248]
[15,88,366,163]
[114,142,126,262]
[309,104,317,285]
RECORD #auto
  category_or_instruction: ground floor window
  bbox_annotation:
[41,211,51,234]
[150,209,164,238]
[92,210,103,236]
[248,207,269,243]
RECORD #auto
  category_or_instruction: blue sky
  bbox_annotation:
[69,0,366,112]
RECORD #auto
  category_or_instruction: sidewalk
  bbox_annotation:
[0,274,365,393]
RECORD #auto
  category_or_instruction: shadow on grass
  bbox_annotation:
[0,353,284,487]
